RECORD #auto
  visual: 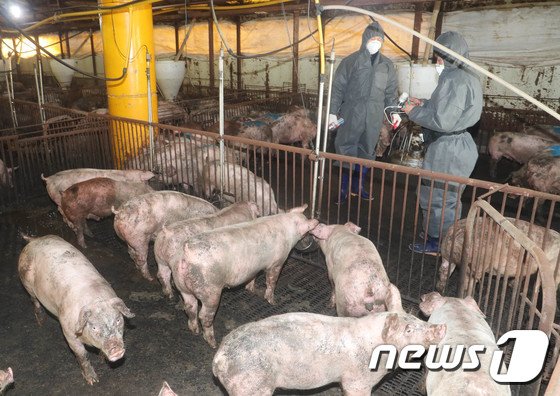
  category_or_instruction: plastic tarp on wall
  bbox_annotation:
[2,4,558,67]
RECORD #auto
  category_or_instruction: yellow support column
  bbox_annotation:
[99,0,158,168]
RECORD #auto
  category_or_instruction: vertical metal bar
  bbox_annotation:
[219,48,225,202]
[411,4,423,61]
[65,31,71,59]
[90,30,98,80]
[236,17,242,91]
[58,31,65,58]
[292,10,300,92]
[209,19,215,89]
[146,52,154,170]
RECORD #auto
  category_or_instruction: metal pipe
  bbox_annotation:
[218,48,225,202]
[33,63,46,125]
[4,57,18,129]
[317,47,335,217]
[310,77,324,218]
[174,19,196,62]
[322,5,560,121]
[146,51,154,170]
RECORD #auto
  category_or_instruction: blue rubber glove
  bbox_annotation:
[547,145,560,157]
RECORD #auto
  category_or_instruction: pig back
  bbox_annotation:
[426,299,511,396]
[18,235,118,318]
[441,217,560,281]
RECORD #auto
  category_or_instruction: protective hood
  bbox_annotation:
[360,22,385,52]
[434,31,470,68]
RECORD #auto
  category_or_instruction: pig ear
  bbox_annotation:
[463,296,485,317]
[288,204,308,213]
[158,381,177,396]
[75,307,92,336]
[344,222,361,234]
[381,313,400,343]
[385,284,404,313]
[110,298,135,319]
[309,223,329,240]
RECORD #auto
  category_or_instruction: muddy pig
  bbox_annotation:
[42,168,155,207]
[270,106,316,149]
[113,191,217,280]
[488,132,556,178]
[510,152,560,196]
[202,159,279,215]
[60,177,154,248]
[0,159,16,188]
[310,222,391,316]
[18,234,135,385]
[154,201,260,299]
[157,381,177,396]
[375,120,393,157]
[213,284,446,395]
[438,217,560,292]
[420,292,511,396]
[174,205,318,347]
[0,368,13,393]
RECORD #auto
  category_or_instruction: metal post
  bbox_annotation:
[316,48,335,217]
[310,78,325,218]
[146,51,154,170]
[33,63,46,125]
[209,19,215,89]
[4,57,18,129]
[218,48,225,202]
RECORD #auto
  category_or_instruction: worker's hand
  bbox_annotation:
[328,114,338,125]
[402,101,416,114]
[409,97,423,106]
[391,113,402,130]
[547,145,560,157]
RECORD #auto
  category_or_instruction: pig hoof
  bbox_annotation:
[188,322,200,335]
[83,369,99,385]
[203,335,218,349]
[34,310,46,326]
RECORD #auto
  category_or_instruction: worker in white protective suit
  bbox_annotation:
[403,31,482,254]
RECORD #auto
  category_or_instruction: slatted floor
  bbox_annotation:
[0,196,431,395]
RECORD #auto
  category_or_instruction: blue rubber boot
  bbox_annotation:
[336,170,350,204]
[409,235,440,255]
[350,165,373,200]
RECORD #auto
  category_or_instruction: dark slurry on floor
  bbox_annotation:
[1,197,428,396]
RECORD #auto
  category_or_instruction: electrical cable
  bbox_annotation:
[0,5,127,82]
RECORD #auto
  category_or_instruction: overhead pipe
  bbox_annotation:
[322,5,560,122]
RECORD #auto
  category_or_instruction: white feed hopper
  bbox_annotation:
[156,60,186,101]
[396,63,439,99]
[49,58,78,90]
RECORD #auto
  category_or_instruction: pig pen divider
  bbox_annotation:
[1,100,559,393]
[459,198,557,395]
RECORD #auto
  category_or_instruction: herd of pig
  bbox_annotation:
[488,124,560,196]
[0,167,521,395]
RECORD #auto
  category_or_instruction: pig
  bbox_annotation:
[126,134,240,195]
[488,132,556,178]
[42,114,78,136]
[522,124,560,142]
[18,234,135,385]
[154,201,260,299]
[207,119,274,153]
[157,381,177,396]
[310,222,391,316]
[112,191,218,280]
[270,106,316,149]
[42,168,155,207]
[0,368,13,393]
[510,152,560,197]
[0,159,17,188]
[60,178,154,248]
[212,284,446,395]
[202,159,279,215]
[174,205,319,347]
[438,216,560,292]
[419,292,511,396]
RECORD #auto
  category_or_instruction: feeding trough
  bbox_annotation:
[156,60,186,101]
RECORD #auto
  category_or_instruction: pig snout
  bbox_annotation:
[104,341,126,361]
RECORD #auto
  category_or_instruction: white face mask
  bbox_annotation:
[366,40,382,55]
[435,63,444,75]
